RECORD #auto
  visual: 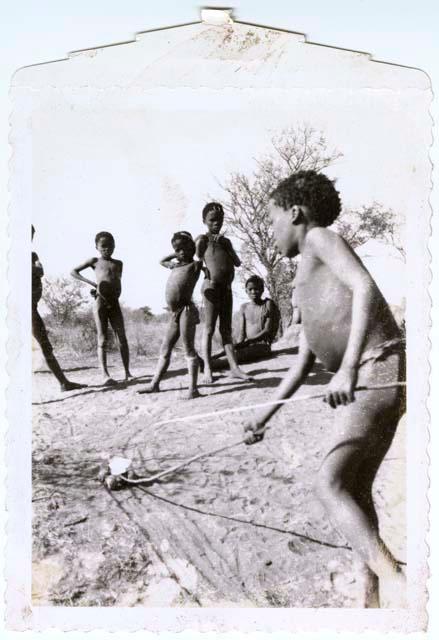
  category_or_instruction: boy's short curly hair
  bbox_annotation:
[171,231,195,252]
[202,202,224,221]
[95,231,115,246]
[245,275,265,291]
[270,170,341,227]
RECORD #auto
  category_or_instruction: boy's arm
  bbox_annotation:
[160,253,177,269]
[308,228,378,406]
[221,237,241,267]
[244,330,315,443]
[195,235,208,259]
[70,257,98,288]
[237,305,246,344]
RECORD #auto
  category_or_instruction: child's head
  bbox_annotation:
[172,231,196,262]
[202,202,224,234]
[95,231,115,258]
[268,170,341,257]
[245,275,264,302]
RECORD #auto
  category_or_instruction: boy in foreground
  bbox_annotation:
[244,171,406,608]
[196,202,252,383]
[71,231,131,385]
[32,226,86,392]
[138,231,203,399]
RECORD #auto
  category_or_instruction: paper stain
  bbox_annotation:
[32,555,64,604]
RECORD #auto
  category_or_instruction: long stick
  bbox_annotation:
[125,382,405,485]
[124,439,245,485]
[154,382,406,427]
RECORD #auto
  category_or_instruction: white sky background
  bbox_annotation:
[29,79,423,313]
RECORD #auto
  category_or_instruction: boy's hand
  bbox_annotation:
[90,288,97,299]
[325,366,358,408]
[244,418,267,445]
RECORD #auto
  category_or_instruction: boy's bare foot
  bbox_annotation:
[230,368,254,382]
[60,380,87,392]
[102,378,117,387]
[186,388,201,400]
[137,383,160,395]
[202,371,214,384]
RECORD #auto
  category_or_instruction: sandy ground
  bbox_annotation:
[32,343,406,608]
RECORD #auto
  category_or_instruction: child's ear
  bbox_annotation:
[291,205,302,224]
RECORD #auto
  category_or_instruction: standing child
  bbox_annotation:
[32,226,86,392]
[71,231,131,385]
[196,202,252,383]
[138,231,203,399]
[244,171,406,608]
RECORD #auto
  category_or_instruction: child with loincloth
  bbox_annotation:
[196,202,252,383]
[32,226,86,392]
[244,171,406,608]
[71,231,132,385]
[138,231,203,400]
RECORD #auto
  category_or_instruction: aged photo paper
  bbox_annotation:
[6,7,431,633]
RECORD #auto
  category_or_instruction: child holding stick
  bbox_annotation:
[243,171,406,608]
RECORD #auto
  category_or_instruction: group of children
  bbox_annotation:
[32,170,406,607]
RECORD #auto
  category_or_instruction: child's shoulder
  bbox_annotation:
[305,226,348,254]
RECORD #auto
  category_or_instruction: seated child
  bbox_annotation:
[32,226,86,391]
[71,231,131,385]
[138,231,203,400]
[236,275,279,361]
[196,202,252,383]
[244,171,406,608]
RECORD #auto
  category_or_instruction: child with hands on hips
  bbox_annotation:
[71,231,132,385]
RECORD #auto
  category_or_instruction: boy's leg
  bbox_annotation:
[94,302,114,384]
[219,289,253,381]
[314,361,405,607]
[201,290,219,383]
[139,318,179,393]
[109,304,131,379]
[32,305,85,391]
[181,305,200,399]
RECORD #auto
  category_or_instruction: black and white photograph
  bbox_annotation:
[4,3,433,634]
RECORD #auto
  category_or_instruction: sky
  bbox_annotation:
[20,16,429,314]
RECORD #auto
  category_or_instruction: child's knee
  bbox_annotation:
[314,462,346,505]
[220,330,232,346]
[183,343,197,358]
[97,335,107,349]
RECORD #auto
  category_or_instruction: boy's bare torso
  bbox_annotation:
[297,241,399,372]
[242,300,271,340]
[165,261,201,312]
[93,257,122,301]
[203,235,235,287]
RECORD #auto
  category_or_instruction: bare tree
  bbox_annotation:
[218,125,343,325]
[43,277,89,325]
[334,203,405,258]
